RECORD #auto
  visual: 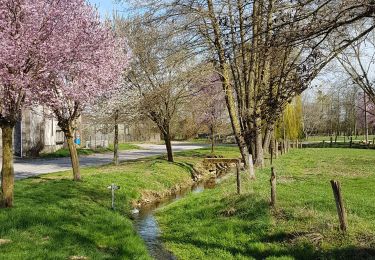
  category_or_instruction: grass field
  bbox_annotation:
[40,143,141,158]
[0,153,201,259]
[304,135,375,143]
[2,145,375,259]
[157,148,375,259]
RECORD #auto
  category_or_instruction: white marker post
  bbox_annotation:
[107,183,120,210]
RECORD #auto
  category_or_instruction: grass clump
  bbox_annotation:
[157,148,375,259]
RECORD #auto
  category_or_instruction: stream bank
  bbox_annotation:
[131,163,233,260]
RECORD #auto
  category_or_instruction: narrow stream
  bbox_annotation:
[132,170,230,260]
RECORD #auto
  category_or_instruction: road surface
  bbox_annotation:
[2,142,205,180]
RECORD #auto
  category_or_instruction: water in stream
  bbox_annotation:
[132,171,229,260]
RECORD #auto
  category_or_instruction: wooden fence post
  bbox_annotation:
[330,180,348,232]
[350,137,352,148]
[236,162,241,194]
[270,167,277,207]
[248,154,256,180]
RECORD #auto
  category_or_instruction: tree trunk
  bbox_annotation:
[263,124,274,155]
[210,126,215,153]
[364,91,369,144]
[113,111,119,166]
[163,130,174,162]
[254,117,264,167]
[1,125,14,208]
[65,128,81,181]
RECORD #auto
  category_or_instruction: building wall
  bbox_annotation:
[81,118,161,149]
[0,111,161,157]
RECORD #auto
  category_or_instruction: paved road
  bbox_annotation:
[4,143,205,180]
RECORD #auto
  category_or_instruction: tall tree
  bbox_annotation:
[127,0,375,167]
[0,0,127,208]
[124,17,206,162]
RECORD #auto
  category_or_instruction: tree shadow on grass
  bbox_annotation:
[0,178,148,259]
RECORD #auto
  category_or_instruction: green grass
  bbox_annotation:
[156,148,375,259]
[40,143,141,158]
[0,155,199,259]
[304,135,375,142]
[108,143,141,151]
[40,148,97,158]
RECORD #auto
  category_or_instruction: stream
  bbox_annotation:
[132,170,230,260]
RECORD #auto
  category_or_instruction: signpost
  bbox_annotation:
[107,183,120,210]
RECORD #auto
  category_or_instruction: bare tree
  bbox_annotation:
[124,17,206,162]
[125,0,375,167]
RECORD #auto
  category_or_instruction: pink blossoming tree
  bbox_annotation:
[0,0,127,207]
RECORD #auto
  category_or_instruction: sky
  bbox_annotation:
[87,0,126,18]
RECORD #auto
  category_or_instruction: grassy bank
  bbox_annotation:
[0,148,214,259]
[157,148,375,259]
[40,143,141,158]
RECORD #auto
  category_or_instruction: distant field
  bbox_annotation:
[157,148,375,259]
[304,135,375,142]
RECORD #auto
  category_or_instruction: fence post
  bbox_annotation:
[236,161,241,194]
[330,180,348,232]
[270,167,277,207]
[248,154,256,180]
[350,137,352,148]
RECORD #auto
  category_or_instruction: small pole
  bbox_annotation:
[270,146,273,165]
[350,137,352,148]
[236,162,241,194]
[108,183,120,210]
[323,140,325,148]
[270,167,277,207]
[344,136,346,144]
[330,180,348,232]
[111,184,115,209]
[248,154,255,180]
[330,136,333,147]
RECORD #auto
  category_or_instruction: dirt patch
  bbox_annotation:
[0,239,12,245]
[278,175,296,184]
[69,256,89,260]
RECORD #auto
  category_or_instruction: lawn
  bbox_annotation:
[2,146,374,259]
[40,143,141,158]
[303,135,375,143]
[156,148,375,259]
[0,153,203,259]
